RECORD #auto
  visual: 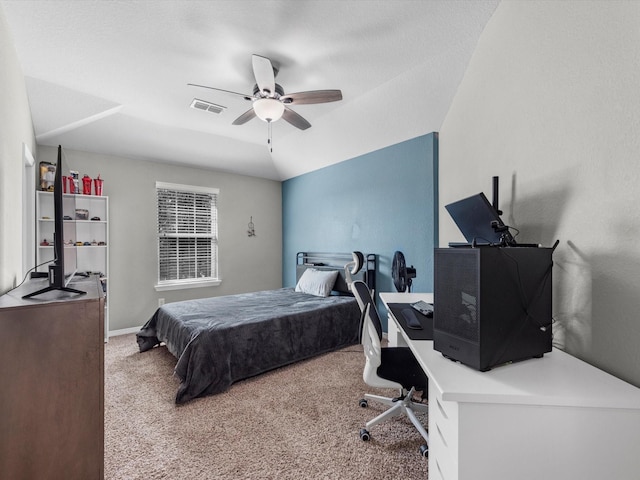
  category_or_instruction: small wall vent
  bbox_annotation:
[190,98,226,114]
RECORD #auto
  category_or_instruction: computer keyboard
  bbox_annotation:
[411,300,433,317]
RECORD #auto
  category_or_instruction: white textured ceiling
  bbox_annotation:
[1,0,499,181]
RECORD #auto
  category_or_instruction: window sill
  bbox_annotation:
[154,279,221,292]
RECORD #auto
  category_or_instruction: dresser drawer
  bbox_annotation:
[429,380,459,480]
[431,425,456,480]
[433,455,457,480]
[430,384,458,447]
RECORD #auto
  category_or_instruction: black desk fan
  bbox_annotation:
[392,251,416,292]
[391,251,428,331]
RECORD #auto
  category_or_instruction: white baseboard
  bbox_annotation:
[108,326,142,337]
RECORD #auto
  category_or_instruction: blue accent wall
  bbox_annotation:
[282,133,438,331]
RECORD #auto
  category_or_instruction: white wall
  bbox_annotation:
[439,0,640,386]
[36,145,282,332]
[0,6,35,292]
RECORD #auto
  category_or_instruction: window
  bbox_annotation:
[155,182,220,291]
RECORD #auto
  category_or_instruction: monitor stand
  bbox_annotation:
[22,284,86,299]
[22,265,86,299]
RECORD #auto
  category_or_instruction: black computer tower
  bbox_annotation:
[433,247,553,371]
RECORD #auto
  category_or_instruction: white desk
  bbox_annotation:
[380,292,640,480]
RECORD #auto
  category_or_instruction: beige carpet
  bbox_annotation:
[105,334,428,479]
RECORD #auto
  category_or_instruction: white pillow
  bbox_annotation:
[295,268,339,297]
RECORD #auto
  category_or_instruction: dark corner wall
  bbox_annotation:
[282,132,438,331]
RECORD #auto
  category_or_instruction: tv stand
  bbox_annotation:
[0,275,104,478]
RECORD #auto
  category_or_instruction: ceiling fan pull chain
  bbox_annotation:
[268,120,273,152]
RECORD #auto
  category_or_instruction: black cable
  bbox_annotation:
[507,225,520,239]
[4,258,54,294]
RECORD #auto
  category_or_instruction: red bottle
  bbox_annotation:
[82,175,92,195]
[94,175,103,196]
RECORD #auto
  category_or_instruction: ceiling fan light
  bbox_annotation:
[253,98,284,122]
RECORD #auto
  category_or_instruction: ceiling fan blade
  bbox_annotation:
[282,106,311,130]
[187,83,252,100]
[252,55,276,97]
[232,108,257,125]
[281,90,343,105]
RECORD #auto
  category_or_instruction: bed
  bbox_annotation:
[136,252,376,404]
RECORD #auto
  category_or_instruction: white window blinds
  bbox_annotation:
[156,182,219,285]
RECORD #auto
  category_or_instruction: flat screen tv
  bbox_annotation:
[445,192,516,247]
[23,146,85,299]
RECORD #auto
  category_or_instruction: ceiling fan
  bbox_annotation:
[188,54,342,150]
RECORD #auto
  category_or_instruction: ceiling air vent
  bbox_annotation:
[190,98,226,114]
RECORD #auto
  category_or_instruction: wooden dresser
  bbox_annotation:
[0,276,104,479]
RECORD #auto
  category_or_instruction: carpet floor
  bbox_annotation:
[105,334,428,479]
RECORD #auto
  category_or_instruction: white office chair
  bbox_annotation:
[353,281,429,457]
[344,251,365,291]
[351,279,381,345]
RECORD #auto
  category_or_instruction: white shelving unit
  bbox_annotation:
[36,190,109,337]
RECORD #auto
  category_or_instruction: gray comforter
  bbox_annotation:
[136,288,360,404]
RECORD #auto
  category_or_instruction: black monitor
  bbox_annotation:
[23,146,85,299]
[445,192,516,246]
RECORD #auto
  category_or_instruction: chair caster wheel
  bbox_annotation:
[359,398,368,408]
[419,444,428,457]
[360,428,371,441]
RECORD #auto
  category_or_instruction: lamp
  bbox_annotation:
[253,98,285,123]
[344,251,365,290]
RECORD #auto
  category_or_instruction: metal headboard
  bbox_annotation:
[296,252,376,294]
